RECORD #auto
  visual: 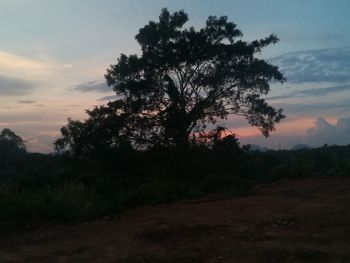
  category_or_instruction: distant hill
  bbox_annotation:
[244,144,269,152]
[292,144,311,150]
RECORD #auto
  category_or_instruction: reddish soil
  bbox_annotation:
[1,177,350,262]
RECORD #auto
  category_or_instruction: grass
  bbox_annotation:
[0,182,98,221]
[0,170,250,222]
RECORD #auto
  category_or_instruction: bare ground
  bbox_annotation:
[1,177,350,263]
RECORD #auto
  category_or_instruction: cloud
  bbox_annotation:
[268,84,350,100]
[73,80,110,93]
[25,133,60,153]
[281,102,350,113]
[0,51,50,71]
[239,117,350,150]
[97,95,118,101]
[18,100,36,104]
[306,117,350,147]
[0,75,34,96]
[270,46,350,84]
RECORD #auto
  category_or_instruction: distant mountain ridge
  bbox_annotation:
[245,144,269,152]
[292,144,311,150]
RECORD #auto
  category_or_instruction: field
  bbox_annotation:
[1,177,350,263]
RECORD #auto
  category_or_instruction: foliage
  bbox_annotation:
[105,8,285,148]
[2,141,350,222]
[54,101,131,156]
[0,129,27,169]
[0,128,26,154]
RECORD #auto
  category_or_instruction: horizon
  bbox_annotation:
[0,0,349,152]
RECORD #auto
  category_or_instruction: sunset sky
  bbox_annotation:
[0,0,349,152]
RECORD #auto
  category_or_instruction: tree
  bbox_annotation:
[54,101,130,156]
[0,128,26,157]
[104,8,285,149]
[56,8,285,154]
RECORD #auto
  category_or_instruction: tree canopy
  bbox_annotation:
[54,101,130,155]
[56,8,285,154]
[105,8,285,147]
[0,128,26,157]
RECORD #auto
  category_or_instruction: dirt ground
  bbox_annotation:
[1,177,350,263]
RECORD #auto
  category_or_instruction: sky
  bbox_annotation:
[0,0,349,152]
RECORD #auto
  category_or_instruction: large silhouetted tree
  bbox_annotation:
[56,8,285,154]
[105,8,285,148]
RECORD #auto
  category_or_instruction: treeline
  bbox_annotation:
[1,129,349,222]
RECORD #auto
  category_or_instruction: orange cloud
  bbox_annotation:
[229,116,339,139]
